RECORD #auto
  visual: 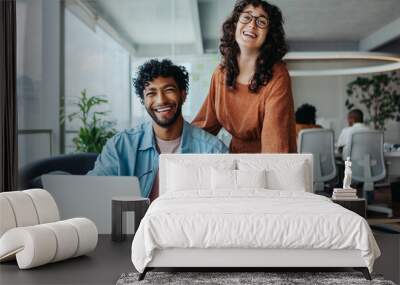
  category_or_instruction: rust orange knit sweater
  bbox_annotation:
[192,62,297,153]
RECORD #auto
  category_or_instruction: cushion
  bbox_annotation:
[0,196,17,237]
[0,191,39,227]
[23,189,60,224]
[65,218,98,257]
[8,226,58,268]
[42,221,79,262]
[238,160,308,192]
[236,169,267,188]
[0,218,97,269]
[166,160,235,192]
[211,168,236,190]
[0,189,60,234]
[211,169,267,190]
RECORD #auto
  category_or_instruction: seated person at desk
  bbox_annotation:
[337,109,369,159]
[295,103,322,138]
[88,59,228,201]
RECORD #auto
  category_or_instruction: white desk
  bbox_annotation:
[386,152,400,178]
[334,152,400,179]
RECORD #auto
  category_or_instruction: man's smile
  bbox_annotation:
[153,104,175,114]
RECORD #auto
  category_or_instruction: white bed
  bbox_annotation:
[131,154,380,280]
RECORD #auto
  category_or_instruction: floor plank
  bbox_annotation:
[0,235,133,285]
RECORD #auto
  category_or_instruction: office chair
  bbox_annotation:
[298,129,337,193]
[349,130,392,217]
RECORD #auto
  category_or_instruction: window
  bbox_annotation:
[65,9,130,152]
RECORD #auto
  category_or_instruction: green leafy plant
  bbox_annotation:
[63,89,117,153]
[345,71,400,130]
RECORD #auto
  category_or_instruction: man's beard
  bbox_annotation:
[146,104,182,128]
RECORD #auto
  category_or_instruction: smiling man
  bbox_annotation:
[87,59,228,200]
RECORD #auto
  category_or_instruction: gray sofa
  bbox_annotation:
[18,153,98,189]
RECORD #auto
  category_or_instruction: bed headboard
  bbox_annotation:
[159,154,313,195]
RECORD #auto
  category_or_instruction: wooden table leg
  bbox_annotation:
[112,200,123,241]
[134,201,149,234]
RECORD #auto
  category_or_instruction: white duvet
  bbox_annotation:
[131,190,380,273]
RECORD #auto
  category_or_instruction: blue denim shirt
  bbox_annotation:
[87,120,228,197]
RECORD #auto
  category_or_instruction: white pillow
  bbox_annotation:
[211,168,236,190]
[237,169,267,188]
[267,162,307,192]
[166,160,235,192]
[211,168,267,190]
[238,160,308,192]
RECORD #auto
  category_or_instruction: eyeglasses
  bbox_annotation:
[238,12,269,29]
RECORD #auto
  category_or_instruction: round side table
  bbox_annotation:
[112,196,149,242]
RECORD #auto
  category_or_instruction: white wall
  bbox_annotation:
[64,8,131,152]
[17,0,60,167]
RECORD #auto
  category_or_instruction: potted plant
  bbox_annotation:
[62,89,117,153]
[345,71,400,130]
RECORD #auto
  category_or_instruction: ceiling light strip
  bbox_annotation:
[285,52,400,62]
[289,62,400,77]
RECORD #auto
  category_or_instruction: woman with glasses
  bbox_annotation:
[192,0,296,153]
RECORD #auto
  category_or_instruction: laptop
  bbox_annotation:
[42,175,141,234]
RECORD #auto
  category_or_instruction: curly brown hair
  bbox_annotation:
[220,0,288,93]
[133,59,189,104]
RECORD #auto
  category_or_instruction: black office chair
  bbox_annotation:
[18,153,98,189]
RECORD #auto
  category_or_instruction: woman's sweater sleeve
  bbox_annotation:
[191,70,222,136]
[261,66,297,153]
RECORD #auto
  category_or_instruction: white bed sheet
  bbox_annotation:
[131,190,380,273]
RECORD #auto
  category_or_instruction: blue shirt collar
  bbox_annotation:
[179,120,192,153]
[138,121,156,151]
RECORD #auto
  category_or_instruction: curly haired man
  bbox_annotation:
[88,59,227,201]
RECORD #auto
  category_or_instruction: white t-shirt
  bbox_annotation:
[149,136,181,202]
[337,123,370,159]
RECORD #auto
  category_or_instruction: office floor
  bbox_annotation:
[0,235,133,285]
[1,232,399,285]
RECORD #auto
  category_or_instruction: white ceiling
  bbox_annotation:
[268,0,400,40]
[82,0,400,56]
[89,0,196,44]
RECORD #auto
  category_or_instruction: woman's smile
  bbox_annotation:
[242,30,258,40]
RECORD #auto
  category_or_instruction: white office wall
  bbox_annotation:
[64,9,131,152]
[17,0,61,167]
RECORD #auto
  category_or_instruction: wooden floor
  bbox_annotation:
[373,231,400,284]
[0,235,133,285]
[1,233,399,285]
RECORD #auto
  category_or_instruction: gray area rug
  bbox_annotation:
[116,272,396,285]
